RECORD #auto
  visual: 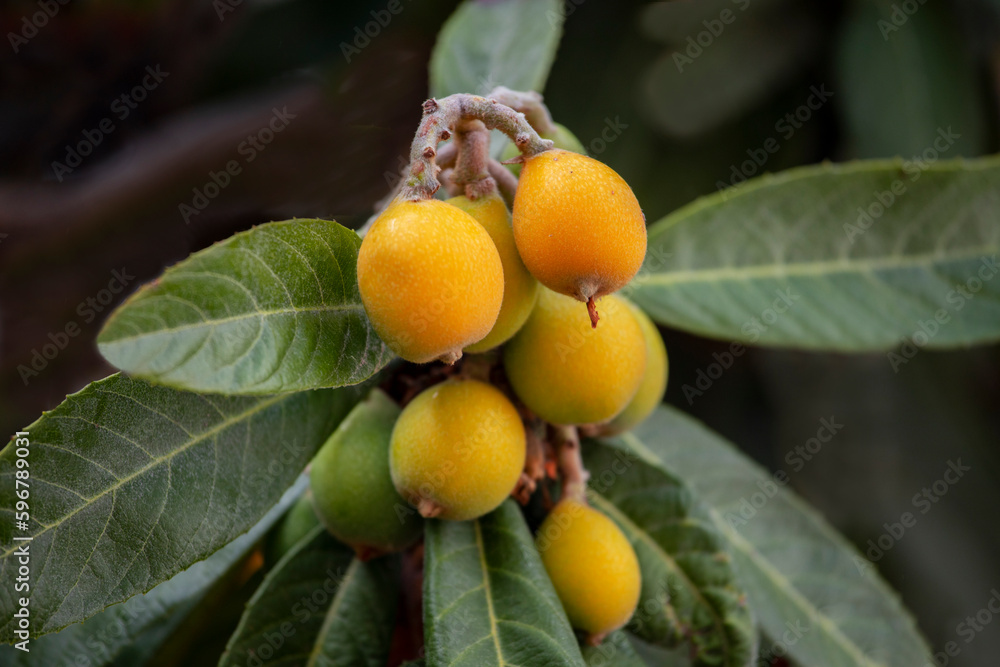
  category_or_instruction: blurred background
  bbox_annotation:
[1,0,999,664]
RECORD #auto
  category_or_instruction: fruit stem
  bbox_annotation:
[486,86,558,135]
[487,158,519,207]
[451,119,498,201]
[586,296,600,328]
[552,425,589,503]
[525,422,547,485]
[399,93,554,201]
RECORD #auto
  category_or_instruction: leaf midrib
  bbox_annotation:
[306,558,361,667]
[707,507,882,667]
[634,244,999,288]
[646,155,1000,238]
[588,491,735,662]
[474,519,507,667]
[100,303,366,344]
[0,393,289,560]
[623,432,884,667]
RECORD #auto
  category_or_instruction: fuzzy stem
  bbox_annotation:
[451,119,497,200]
[552,425,589,503]
[586,296,600,328]
[439,167,461,197]
[400,94,553,201]
[486,86,558,135]
[487,158,519,207]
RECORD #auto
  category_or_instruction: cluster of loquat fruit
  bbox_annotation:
[302,110,669,645]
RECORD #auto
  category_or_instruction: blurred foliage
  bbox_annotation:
[1,0,999,664]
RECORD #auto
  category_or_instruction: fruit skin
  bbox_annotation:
[447,193,538,353]
[536,498,641,638]
[310,389,423,556]
[504,288,646,425]
[265,490,320,564]
[390,379,526,521]
[602,301,668,434]
[502,123,586,176]
[357,198,504,363]
[512,149,646,306]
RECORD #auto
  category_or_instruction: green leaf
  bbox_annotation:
[219,526,398,667]
[581,630,647,666]
[0,374,364,641]
[423,500,586,667]
[627,633,695,667]
[626,406,933,667]
[641,7,819,138]
[0,478,304,665]
[631,157,1000,350]
[430,0,564,97]
[583,441,755,666]
[97,219,393,395]
[835,0,986,159]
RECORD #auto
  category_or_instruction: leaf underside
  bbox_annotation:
[631,157,1000,351]
[429,0,564,98]
[624,406,934,667]
[583,440,755,667]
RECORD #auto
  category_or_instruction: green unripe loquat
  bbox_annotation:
[310,389,423,557]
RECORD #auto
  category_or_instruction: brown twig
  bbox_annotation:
[551,424,589,503]
[450,119,497,200]
[485,86,558,135]
[399,94,553,201]
[487,158,519,207]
